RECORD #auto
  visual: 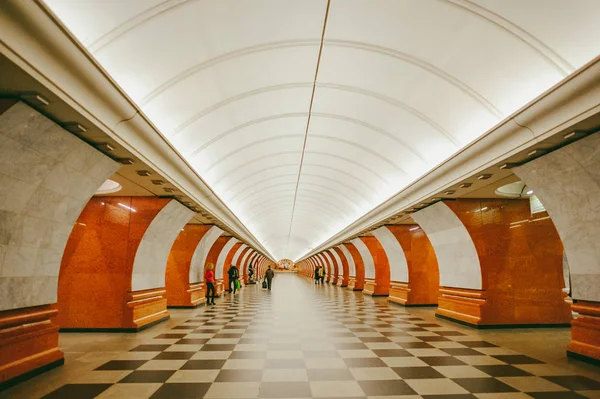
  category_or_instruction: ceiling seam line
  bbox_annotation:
[285,0,331,257]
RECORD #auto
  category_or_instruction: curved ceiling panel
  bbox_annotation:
[46,0,600,261]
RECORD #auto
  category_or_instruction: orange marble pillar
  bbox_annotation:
[166,225,213,308]
[386,225,439,306]
[359,237,390,296]
[332,247,349,287]
[439,199,571,327]
[206,237,229,296]
[58,197,173,331]
[568,301,600,364]
[343,243,365,291]
[0,305,64,389]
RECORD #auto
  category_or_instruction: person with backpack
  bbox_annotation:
[204,263,216,306]
[227,264,239,294]
[265,265,275,290]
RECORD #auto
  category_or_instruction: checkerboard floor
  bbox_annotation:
[12,274,600,398]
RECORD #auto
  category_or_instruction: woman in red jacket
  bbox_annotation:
[204,263,216,306]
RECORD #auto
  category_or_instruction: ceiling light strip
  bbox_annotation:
[284,0,331,257]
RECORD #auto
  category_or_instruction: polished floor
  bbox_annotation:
[3,274,600,399]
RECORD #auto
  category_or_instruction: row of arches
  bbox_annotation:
[298,131,600,365]
[0,101,273,387]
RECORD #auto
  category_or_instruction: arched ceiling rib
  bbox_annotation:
[46,0,600,261]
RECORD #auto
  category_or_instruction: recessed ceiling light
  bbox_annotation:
[118,158,134,164]
[477,174,492,180]
[444,190,455,195]
[96,143,115,152]
[459,183,472,188]
[163,187,175,193]
[526,190,534,195]
[21,93,49,106]
[527,149,542,157]
[63,123,87,134]
[136,170,152,176]
[151,179,165,185]
[564,132,577,140]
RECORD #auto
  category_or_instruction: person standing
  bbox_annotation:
[227,264,239,294]
[314,266,320,284]
[204,263,216,305]
[265,265,275,290]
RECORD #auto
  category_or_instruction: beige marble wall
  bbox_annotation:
[372,226,409,282]
[215,237,239,279]
[413,202,482,290]
[514,132,600,302]
[131,200,195,291]
[0,102,120,311]
[189,225,223,283]
[339,245,356,276]
[350,238,375,279]
[327,248,343,281]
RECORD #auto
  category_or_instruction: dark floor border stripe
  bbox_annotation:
[0,358,64,391]
[436,313,571,329]
[168,303,206,309]
[60,316,170,333]
[567,351,600,366]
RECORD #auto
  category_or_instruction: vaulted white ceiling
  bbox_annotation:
[45,0,600,261]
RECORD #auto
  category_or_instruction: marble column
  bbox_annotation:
[58,197,194,330]
[0,101,119,386]
[514,132,600,363]
[166,225,214,308]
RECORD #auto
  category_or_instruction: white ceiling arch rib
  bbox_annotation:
[46,0,600,260]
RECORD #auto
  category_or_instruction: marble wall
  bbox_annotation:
[328,248,343,281]
[351,238,375,279]
[131,200,194,291]
[215,237,239,279]
[413,202,482,290]
[372,226,409,283]
[322,251,337,281]
[189,225,223,283]
[514,132,600,302]
[231,244,248,266]
[165,224,213,307]
[339,244,356,276]
[0,102,119,311]
[317,253,330,277]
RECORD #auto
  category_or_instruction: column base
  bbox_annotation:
[168,283,206,308]
[436,287,486,326]
[0,305,64,387]
[388,282,438,306]
[567,301,600,364]
[123,288,169,331]
[215,281,224,297]
[363,279,389,296]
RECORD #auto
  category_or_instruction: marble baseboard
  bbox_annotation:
[0,304,64,386]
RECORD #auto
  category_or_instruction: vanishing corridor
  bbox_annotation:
[4,273,599,398]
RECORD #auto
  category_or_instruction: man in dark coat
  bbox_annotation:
[265,265,275,290]
[228,264,239,294]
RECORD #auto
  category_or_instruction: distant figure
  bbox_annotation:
[228,264,239,294]
[204,263,216,306]
[314,266,320,284]
[265,265,275,290]
[248,264,254,281]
